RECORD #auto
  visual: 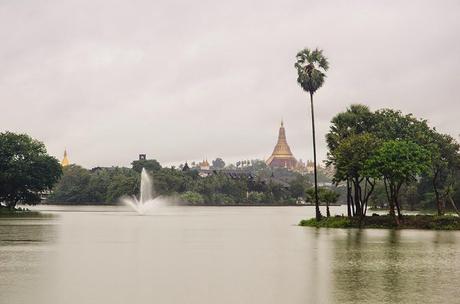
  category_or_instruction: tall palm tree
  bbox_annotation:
[295,48,329,220]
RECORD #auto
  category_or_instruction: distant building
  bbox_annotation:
[305,160,315,174]
[198,159,210,170]
[61,149,70,167]
[266,121,298,170]
[139,154,146,160]
[182,162,190,171]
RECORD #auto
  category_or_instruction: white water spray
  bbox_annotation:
[122,168,161,214]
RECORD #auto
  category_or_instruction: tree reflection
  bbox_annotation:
[331,229,460,304]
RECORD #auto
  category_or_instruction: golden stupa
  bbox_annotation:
[61,149,70,167]
[266,121,297,169]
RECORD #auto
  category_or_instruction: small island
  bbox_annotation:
[0,206,48,218]
[299,104,460,230]
[300,215,460,230]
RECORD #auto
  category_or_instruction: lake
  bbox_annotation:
[1,205,460,304]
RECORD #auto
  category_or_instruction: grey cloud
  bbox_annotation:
[1,0,459,168]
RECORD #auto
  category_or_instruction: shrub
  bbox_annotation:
[300,216,352,228]
[210,193,235,205]
[247,191,264,204]
[179,191,204,205]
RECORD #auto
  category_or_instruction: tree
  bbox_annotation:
[49,165,93,202]
[106,172,139,203]
[179,191,204,204]
[249,159,268,171]
[326,104,375,217]
[365,140,431,224]
[295,48,329,220]
[332,133,379,217]
[426,131,460,215]
[326,104,375,152]
[0,132,62,209]
[319,188,340,217]
[211,158,225,170]
[372,109,432,145]
[305,187,339,217]
[289,175,310,199]
[131,159,161,173]
[247,191,265,204]
[49,166,139,203]
[399,184,419,211]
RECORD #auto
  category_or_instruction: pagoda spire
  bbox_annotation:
[266,120,297,169]
[61,149,70,167]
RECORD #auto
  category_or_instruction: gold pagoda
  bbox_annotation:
[198,159,210,170]
[266,121,297,169]
[61,149,70,167]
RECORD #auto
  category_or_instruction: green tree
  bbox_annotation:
[49,166,138,203]
[399,184,420,211]
[131,159,161,173]
[295,48,329,220]
[289,175,310,199]
[319,188,340,217]
[247,191,265,204]
[372,109,432,145]
[105,172,139,203]
[249,160,268,171]
[368,181,388,209]
[179,191,204,204]
[326,104,375,217]
[365,140,431,223]
[49,165,93,202]
[306,187,339,217]
[426,132,460,215]
[332,133,380,217]
[0,132,62,209]
[326,104,375,152]
[87,169,112,202]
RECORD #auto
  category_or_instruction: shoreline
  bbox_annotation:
[0,207,53,218]
[300,215,460,230]
[41,202,344,207]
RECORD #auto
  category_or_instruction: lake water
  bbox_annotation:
[1,205,460,304]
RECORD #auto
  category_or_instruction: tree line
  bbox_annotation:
[47,159,338,206]
[0,130,338,208]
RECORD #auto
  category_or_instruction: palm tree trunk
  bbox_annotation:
[309,92,322,220]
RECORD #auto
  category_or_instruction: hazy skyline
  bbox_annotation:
[1,0,459,168]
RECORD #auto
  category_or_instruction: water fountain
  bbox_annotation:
[122,168,160,214]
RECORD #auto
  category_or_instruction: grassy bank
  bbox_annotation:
[0,207,51,218]
[300,215,460,230]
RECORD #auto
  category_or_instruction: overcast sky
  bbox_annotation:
[1,0,459,168]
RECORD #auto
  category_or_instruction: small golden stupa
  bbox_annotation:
[61,149,70,167]
[199,159,210,170]
[266,121,297,169]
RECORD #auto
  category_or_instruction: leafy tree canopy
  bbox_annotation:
[365,140,431,185]
[295,48,329,94]
[332,133,380,182]
[131,159,161,173]
[0,132,62,208]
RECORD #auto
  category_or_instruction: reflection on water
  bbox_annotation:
[1,206,460,304]
[331,229,460,304]
[0,218,57,304]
